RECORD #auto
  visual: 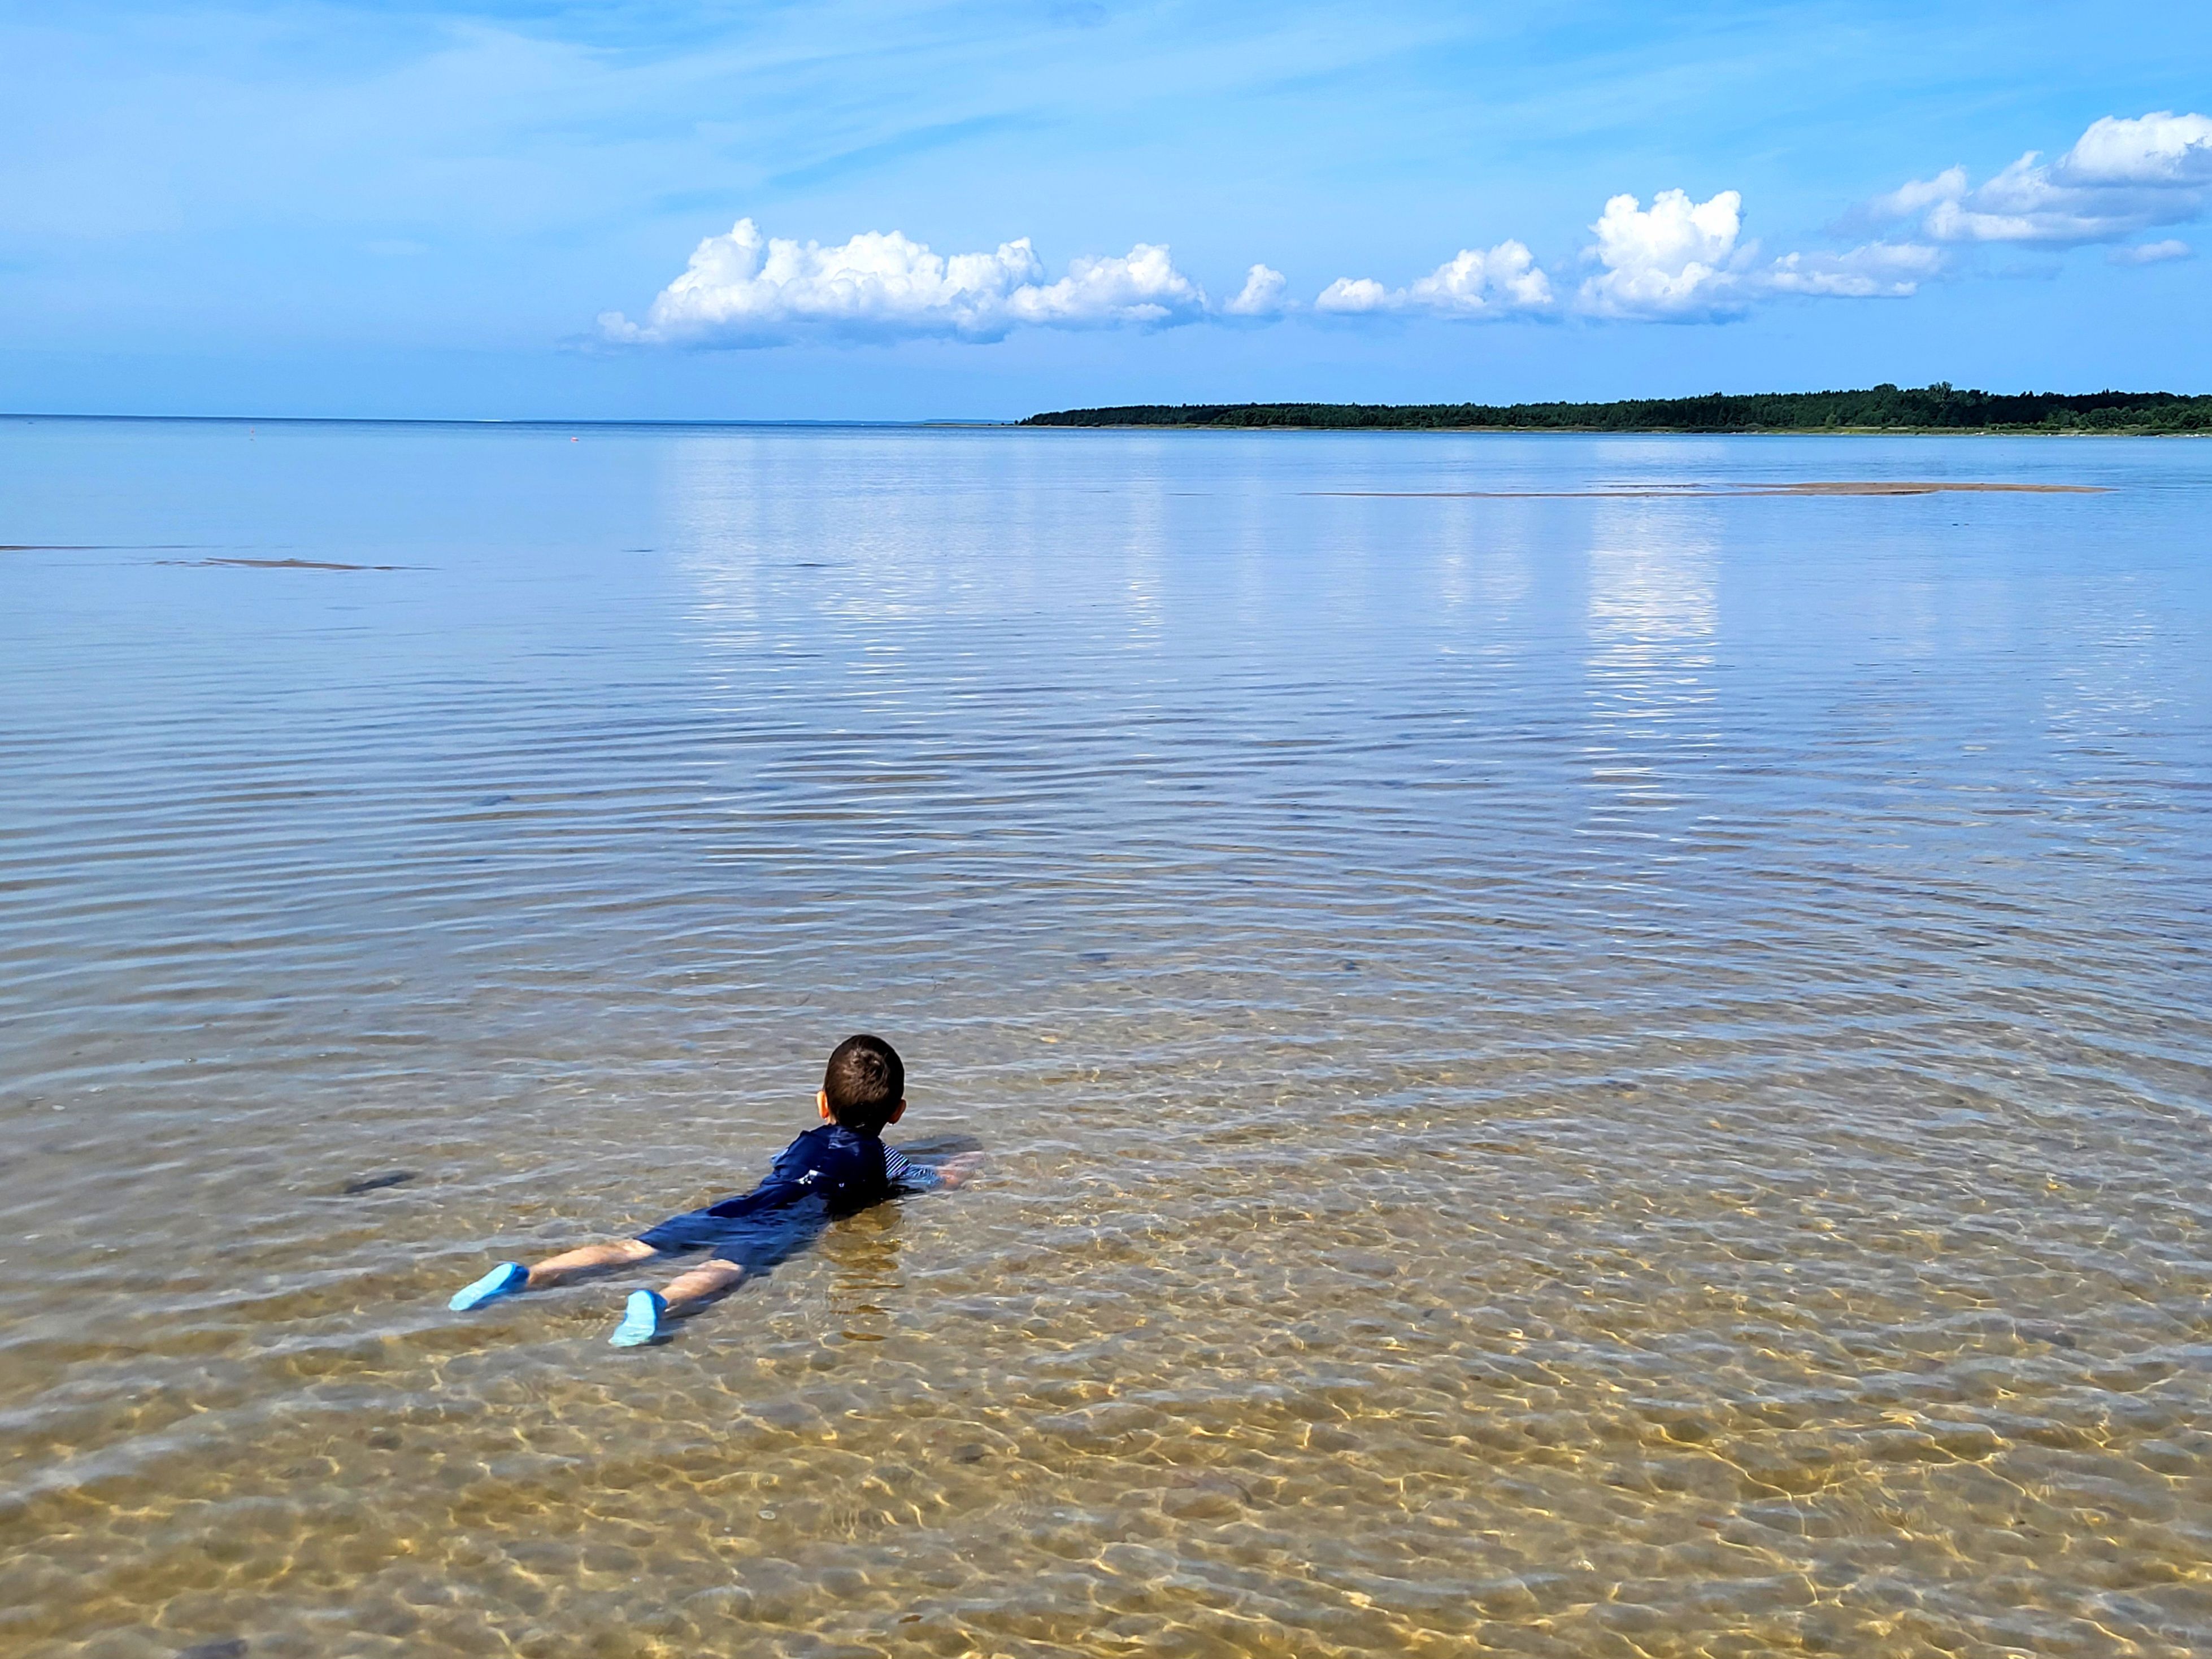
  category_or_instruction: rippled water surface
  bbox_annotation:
[3,419,2210,1659]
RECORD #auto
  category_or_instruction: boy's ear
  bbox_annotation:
[888,1098,907,1125]
[817,1090,832,1121]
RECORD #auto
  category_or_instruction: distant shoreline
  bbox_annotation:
[1028,423,2209,437]
[1024,384,2212,436]
[7,385,2208,433]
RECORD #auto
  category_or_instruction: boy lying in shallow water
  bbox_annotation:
[448,1034,978,1346]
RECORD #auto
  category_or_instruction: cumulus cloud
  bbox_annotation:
[1223,263,1289,316]
[1572,189,1942,317]
[1406,242,1553,313]
[1310,194,1933,328]
[2062,111,2212,186]
[1316,241,1552,317]
[610,119,2203,350]
[1867,110,2212,247]
[1314,276,1390,312]
[1576,189,1754,319]
[2110,238,2192,265]
[601,218,1208,345]
[1006,242,1205,328]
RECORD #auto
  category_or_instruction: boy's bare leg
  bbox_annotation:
[452,1237,668,1315]
[525,1238,658,1288]
[659,1257,746,1313]
[609,1256,744,1346]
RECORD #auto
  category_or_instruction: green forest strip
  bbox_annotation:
[1022,384,2212,434]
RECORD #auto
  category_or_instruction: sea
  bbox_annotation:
[2,416,2208,1658]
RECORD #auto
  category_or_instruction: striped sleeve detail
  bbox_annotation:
[884,1146,941,1194]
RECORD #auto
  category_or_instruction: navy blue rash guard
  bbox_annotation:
[636,1124,940,1273]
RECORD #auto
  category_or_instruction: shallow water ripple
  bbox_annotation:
[2,421,2209,1657]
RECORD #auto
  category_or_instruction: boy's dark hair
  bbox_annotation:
[823,1034,905,1134]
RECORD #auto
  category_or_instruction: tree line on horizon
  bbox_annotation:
[1021,384,2212,433]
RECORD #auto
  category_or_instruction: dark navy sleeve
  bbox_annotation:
[697,1128,823,1219]
[767,1129,826,1183]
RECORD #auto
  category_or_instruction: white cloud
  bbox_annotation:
[2110,238,2192,265]
[1867,111,2212,247]
[1574,188,1942,316]
[1406,242,1553,313]
[1577,189,1752,319]
[1222,263,1290,316]
[1314,276,1390,313]
[1764,241,1945,297]
[1923,155,2137,244]
[1310,193,1932,329]
[1316,241,1552,317]
[1005,242,1206,328]
[602,218,1207,345]
[1865,167,1970,224]
[614,120,2202,351]
[2059,112,2212,186]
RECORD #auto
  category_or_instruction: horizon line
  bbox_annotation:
[0,412,1019,430]
[9,382,2209,434]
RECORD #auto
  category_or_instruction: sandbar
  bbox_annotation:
[157,556,412,571]
[1305,481,2108,499]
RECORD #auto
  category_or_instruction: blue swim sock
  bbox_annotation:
[449,1261,528,1312]
[609,1289,667,1348]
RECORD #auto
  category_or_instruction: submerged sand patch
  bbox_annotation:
[1307,480,2109,498]
[156,555,414,571]
[1765,480,2106,495]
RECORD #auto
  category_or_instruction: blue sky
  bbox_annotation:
[3,1,2209,419]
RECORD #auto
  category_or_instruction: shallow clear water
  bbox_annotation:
[2,419,2209,1659]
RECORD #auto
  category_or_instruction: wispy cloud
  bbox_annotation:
[2110,238,2192,265]
[760,114,1042,195]
[1763,241,1944,298]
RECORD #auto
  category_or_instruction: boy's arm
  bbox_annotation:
[935,1152,984,1188]
[886,1147,984,1192]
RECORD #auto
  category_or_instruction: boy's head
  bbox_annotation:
[818,1033,906,1136]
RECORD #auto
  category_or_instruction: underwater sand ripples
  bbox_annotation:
[1,422,2209,1656]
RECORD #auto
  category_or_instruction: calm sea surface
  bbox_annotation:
[2,419,2209,1659]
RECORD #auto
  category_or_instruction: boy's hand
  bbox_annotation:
[937,1152,987,1190]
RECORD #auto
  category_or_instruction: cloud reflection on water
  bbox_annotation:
[1581,500,1722,833]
